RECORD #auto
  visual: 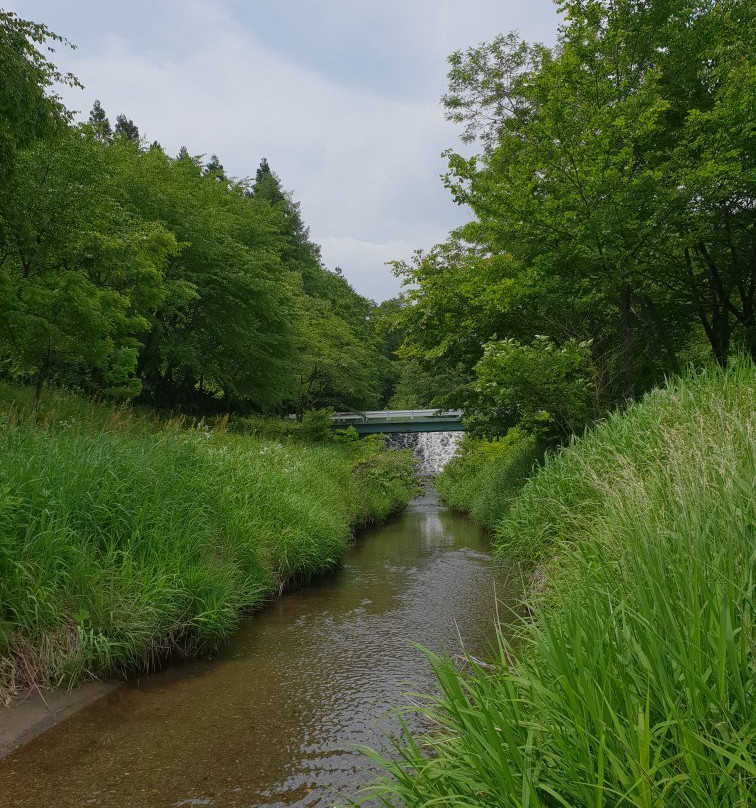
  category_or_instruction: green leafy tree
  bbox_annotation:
[648,0,756,362]
[0,130,176,406]
[107,140,299,411]
[397,0,754,441]
[467,336,594,442]
[368,297,406,405]
[0,10,79,182]
[293,296,381,414]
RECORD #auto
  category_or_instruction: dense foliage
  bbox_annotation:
[434,427,542,529]
[363,361,755,808]
[0,384,417,698]
[0,10,396,414]
[390,0,754,439]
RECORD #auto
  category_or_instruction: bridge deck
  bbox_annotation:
[331,409,464,434]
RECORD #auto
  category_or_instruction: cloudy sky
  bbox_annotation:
[11,0,561,301]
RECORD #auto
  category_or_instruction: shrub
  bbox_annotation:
[300,408,335,442]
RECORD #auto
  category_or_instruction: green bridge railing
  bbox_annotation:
[331,409,464,434]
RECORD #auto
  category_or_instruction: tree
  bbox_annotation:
[396,0,754,438]
[250,158,387,412]
[1,10,388,416]
[649,0,756,362]
[293,296,381,414]
[467,336,594,443]
[114,113,139,144]
[87,99,111,143]
[203,153,226,182]
[0,130,176,406]
[108,141,300,412]
[443,21,679,401]
[251,157,323,272]
[0,15,174,405]
[0,10,79,181]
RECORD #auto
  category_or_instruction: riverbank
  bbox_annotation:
[0,486,515,807]
[365,361,755,807]
[0,680,117,759]
[0,386,417,709]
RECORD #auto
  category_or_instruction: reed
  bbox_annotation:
[0,386,416,698]
[358,361,755,807]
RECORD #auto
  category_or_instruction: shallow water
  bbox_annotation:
[0,488,518,808]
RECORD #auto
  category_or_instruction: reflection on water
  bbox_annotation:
[0,488,518,808]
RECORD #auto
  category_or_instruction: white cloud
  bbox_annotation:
[12,0,560,300]
[319,235,417,302]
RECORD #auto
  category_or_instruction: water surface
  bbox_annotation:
[0,488,518,807]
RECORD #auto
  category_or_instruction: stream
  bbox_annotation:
[0,486,518,808]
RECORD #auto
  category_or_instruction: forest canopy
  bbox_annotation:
[2,1,753,430]
[0,9,395,414]
[390,0,754,440]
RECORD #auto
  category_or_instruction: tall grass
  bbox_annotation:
[0,387,416,698]
[435,427,543,529]
[358,362,755,807]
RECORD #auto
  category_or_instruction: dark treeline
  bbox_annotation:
[388,0,754,443]
[0,10,398,415]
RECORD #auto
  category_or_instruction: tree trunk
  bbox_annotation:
[641,294,680,375]
[696,243,730,367]
[33,339,52,412]
[619,281,634,402]
[33,366,45,412]
[741,237,756,361]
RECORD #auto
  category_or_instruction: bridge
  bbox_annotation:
[331,409,464,434]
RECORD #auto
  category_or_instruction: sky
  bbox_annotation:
[10,0,562,301]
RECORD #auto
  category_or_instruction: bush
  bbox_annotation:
[300,408,335,442]
[466,335,594,442]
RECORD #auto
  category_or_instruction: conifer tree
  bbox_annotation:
[203,154,225,181]
[87,99,112,143]
[114,113,139,144]
[251,158,320,266]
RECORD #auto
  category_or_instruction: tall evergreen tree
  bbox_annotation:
[251,158,322,271]
[203,154,225,181]
[114,113,139,144]
[252,157,286,204]
[87,99,112,143]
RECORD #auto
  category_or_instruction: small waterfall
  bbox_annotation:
[386,431,463,476]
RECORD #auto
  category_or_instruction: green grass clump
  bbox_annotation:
[359,361,755,807]
[435,427,543,529]
[0,388,416,697]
